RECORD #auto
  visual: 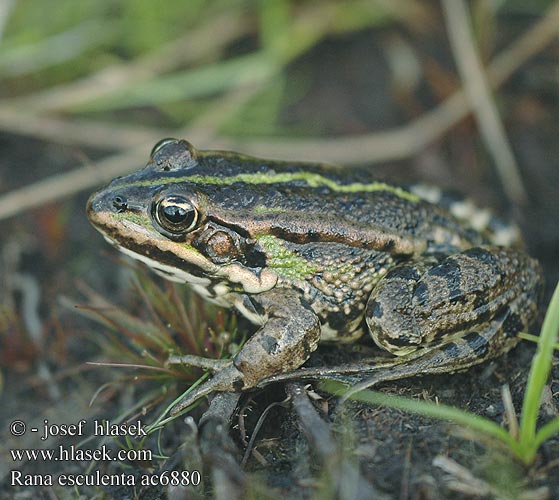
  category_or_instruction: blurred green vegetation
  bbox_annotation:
[0,0,409,134]
[1,0,552,137]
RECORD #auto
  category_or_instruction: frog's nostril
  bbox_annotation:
[112,195,128,212]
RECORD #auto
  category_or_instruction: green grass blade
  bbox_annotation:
[533,417,559,451]
[321,380,521,453]
[519,280,559,448]
[78,53,277,111]
[0,20,116,77]
[145,372,209,433]
[518,332,559,351]
[258,0,290,53]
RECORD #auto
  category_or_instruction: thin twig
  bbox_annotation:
[501,383,519,440]
[433,455,494,496]
[441,0,527,203]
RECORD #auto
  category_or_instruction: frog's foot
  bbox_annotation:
[255,355,407,387]
[170,288,321,416]
[167,353,232,372]
[171,364,245,415]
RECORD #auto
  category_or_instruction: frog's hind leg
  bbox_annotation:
[340,287,543,405]
[349,245,543,401]
[168,354,232,372]
[367,246,541,357]
[254,295,533,392]
[340,306,523,403]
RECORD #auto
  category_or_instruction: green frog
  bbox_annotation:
[87,138,542,414]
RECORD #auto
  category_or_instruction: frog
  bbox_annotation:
[87,138,543,415]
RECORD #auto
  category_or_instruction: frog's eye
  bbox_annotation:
[153,195,199,236]
[151,138,178,157]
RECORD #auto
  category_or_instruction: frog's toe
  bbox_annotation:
[171,364,244,415]
[167,354,233,372]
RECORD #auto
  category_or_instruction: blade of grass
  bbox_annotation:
[441,0,526,203]
[77,52,277,111]
[258,0,290,53]
[0,19,116,77]
[533,417,559,451]
[145,372,210,433]
[518,332,559,351]
[321,380,522,455]
[519,280,559,451]
[13,9,249,113]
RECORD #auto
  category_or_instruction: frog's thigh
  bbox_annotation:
[233,288,321,388]
[365,245,541,366]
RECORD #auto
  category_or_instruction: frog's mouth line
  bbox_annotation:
[90,209,278,294]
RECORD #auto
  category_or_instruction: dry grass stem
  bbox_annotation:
[0,147,147,220]
[433,455,492,496]
[441,0,526,203]
[0,106,169,150]
[502,384,519,440]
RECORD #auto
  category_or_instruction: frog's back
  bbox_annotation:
[141,141,519,252]
[188,150,493,251]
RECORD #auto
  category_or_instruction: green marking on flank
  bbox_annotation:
[252,205,284,214]
[257,234,318,280]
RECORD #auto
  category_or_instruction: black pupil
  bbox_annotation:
[155,195,198,234]
[163,204,190,224]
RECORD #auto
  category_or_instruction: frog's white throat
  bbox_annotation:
[100,230,277,301]
[105,236,237,307]
[107,236,210,285]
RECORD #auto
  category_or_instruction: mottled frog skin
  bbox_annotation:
[87,139,543,413]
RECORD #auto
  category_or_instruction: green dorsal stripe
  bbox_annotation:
[121,172,420,202]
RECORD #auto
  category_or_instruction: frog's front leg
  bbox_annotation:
[366,245,542,372]
[171,288,320,415]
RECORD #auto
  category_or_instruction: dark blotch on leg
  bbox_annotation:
[233,379,244,391]
[464,247,499,267]
[381,335,418,348]
[368,299,383,319]
[386,265,421,281]
[260,335,280,355]
[449,293,468,305]
[440,342,460,358]
[428,258,462,291]
[413,282,430,306]
[463,331,489,358]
